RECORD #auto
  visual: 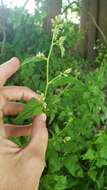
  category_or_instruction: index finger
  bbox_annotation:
[0,57,20,86]
[1,86,40,101]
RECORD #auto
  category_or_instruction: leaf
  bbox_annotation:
[14,98,43,124]
[21,53,47,67]
[83,148,95,161]
[95,132,107,146]
[40,175,67,190]
[96,170,104,189]
[64,155,84,177]
[88,167,97,182]
[96,158,107,168]
[48,152,63,173]
[50,75,79,87]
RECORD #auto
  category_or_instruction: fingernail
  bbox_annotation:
[41,113,47,122]
[10,57,20,65]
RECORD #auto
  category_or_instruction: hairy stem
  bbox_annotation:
[45,31,55,98]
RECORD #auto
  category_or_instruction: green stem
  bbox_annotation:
[44,31,56,98]
[48,74,62,85]
[58,84,71,97]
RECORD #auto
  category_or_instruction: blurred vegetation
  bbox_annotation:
[1,0,107,190]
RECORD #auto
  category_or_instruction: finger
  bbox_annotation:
[3,102,24,115]
[25,114,48,159]
[0,57,20,86]
[0,94,6,110]
[1,86,40,101]
[0,95,5,137]
[0,111,5,137]
[0,110,3,126]
[4,124,32,137]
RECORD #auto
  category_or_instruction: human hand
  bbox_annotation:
[0,58,48,190]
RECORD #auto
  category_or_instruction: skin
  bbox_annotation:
[0,57,48,190]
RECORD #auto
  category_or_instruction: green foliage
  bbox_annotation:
[0,5,50,63]
[1,3,107,190]
[14,98,44,124]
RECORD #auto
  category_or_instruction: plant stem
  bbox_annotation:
[58,84,71,97]
[48,74,62,85]
[44,31,56,98]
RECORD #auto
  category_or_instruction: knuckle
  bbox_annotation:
[21,86,41,100]
[20,86,36,100]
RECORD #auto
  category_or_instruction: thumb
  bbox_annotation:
[26,114,48,160]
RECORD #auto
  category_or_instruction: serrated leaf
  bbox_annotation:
[64,155,84,177]
[88,167,97,182]
[50,75,76,87]
[14,98,43,124]
[83,148,95,161]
